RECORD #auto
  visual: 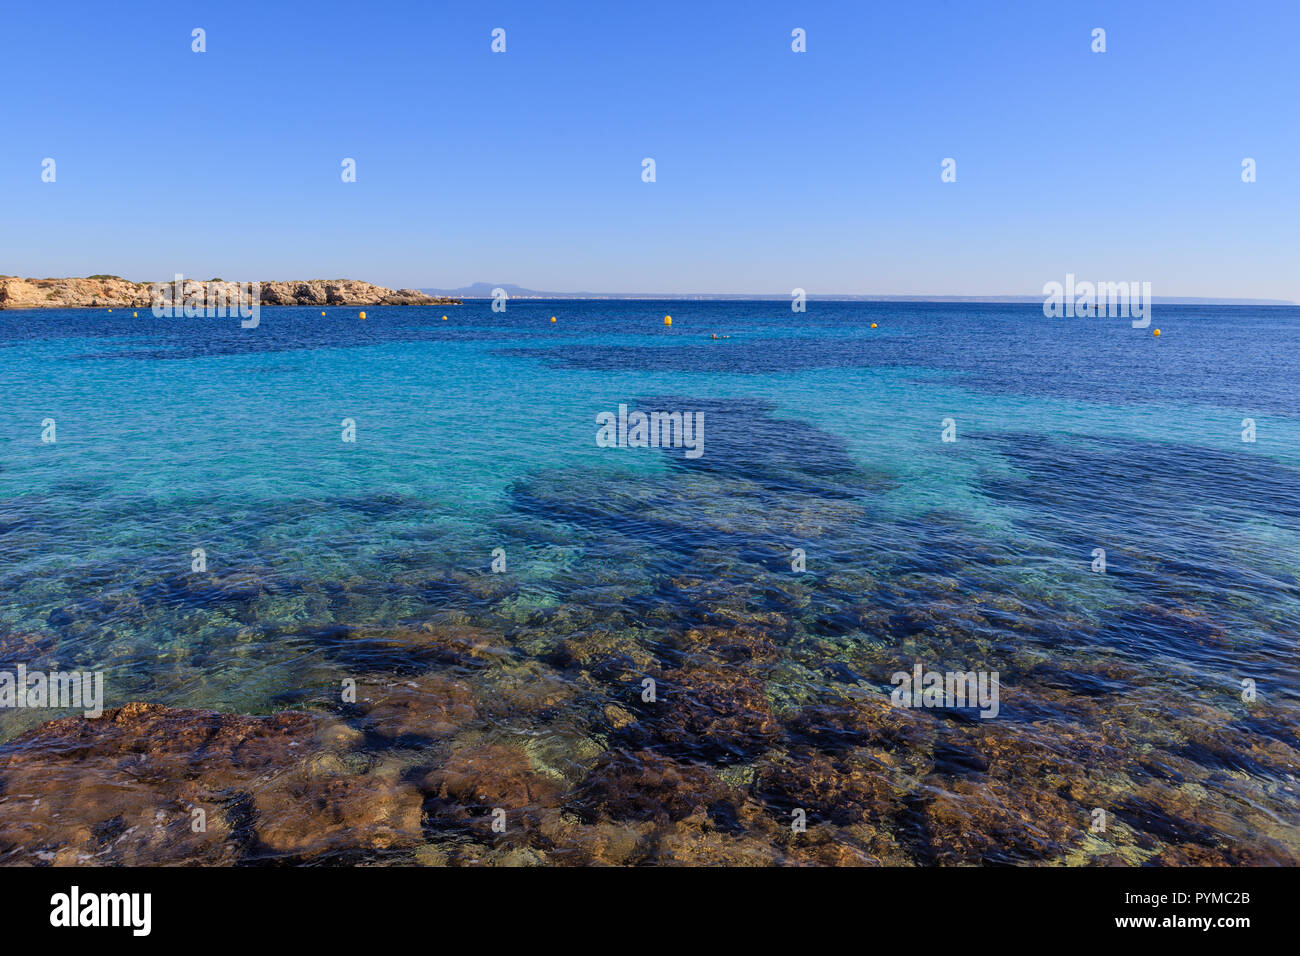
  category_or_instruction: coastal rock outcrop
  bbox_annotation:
[0,275,459,309]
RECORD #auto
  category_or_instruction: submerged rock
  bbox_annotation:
[0,629,59,664]
[360,672,479,743]
[673,626,781,666]
[480,663,579,716]
[900,775,1085,865]
[0,701,431,864]
[651,659,782,762]
[421,743,564,837]
[757,748,920,829]
[0,702,318,864]
[569,749,737,824]
[251,767,424,859]
[652,825,781,866]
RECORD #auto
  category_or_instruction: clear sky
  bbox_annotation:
[2,0,1297,298]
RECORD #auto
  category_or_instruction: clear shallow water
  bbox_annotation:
[0,301,1297,865]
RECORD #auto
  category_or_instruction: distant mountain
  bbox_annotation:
[420,285,1295,305]
[420,283,604,299]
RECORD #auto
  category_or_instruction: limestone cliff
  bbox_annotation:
[0,276,460,309]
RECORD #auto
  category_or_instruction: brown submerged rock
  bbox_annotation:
[673,626,781,665]
[556,626,658,677]
[0,702,319,864]
[344,622,510,665]
[360,673,478,742]
[421,743,564,836]
[757,748,921,828]
[1149,840,1297,866]
[569,749,737,824]
[653,659,781,761]
[0,629,59,662]
[781,832,892,867]
[785,689,937,756]
[903,775,1084,865]
[480,663,579,716]
[252,767,424,859]
[653,825,780,866]
[560,820,657,866]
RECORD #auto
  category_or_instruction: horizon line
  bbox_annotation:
[417,289,1298,305]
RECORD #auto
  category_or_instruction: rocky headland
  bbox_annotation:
[0,275,460,309]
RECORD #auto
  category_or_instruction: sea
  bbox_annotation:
[0,300,1296,864]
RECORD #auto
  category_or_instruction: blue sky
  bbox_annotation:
[2,0,1297,298]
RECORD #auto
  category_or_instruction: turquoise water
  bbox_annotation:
[1,301,1297,864]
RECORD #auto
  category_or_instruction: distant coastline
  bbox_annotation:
[420,283,1295,305]
[0,276,461,310]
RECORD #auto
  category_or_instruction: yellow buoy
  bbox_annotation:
[442,315,447,321]
[870,323,877,328]
[664,315,672,327]
[550,316,556,323]
[321,311,326,316]
[359,311,367,320]
[1153,328,1161,337]
[132,311,138,317]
